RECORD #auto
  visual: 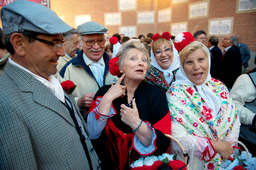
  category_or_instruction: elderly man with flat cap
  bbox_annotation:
[58,21,117,117]
[0,1,100,169]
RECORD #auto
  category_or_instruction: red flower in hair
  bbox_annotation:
[109,57,121,76]
[152,32,172,42]
[109,36,119,45]
[174,32,194,52]
[61,80,76,94]
[161,32,172,40]
[152,33,161,41]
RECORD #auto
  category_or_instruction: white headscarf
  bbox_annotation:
[174,42,222,116]
[150,40,180,84]
[112,42,122,58]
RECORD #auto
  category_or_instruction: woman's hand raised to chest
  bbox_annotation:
[120,98,141,129]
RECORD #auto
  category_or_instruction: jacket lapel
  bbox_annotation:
[5,62,75,126]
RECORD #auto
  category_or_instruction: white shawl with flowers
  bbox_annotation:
[167,78,240,169]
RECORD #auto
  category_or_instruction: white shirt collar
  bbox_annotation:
[82,53,105,87]
[225,46,232,52]
[209,46,214,50]
[83,53,104,66]
[8,58,65,102]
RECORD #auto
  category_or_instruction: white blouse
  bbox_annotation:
[230,74,256,125]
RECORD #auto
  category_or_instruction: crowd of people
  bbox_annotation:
[0,0,255,170]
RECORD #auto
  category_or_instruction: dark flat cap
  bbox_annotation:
[1,0,72,35]
[77,21,107,35]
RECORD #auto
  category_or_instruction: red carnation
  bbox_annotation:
[152,33,161,41]
[161,32,172,40]
[168,160,187,170]
[109,36,119,45]
[61,80,76,94]
[109,57,121,76]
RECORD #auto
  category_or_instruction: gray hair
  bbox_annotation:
[230,35,239,46]
[117,39,150,67]
[64,29,78,41]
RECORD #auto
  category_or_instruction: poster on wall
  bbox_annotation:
[104,13,121,26]
[119,26,136,37]
[171,22,187,35]
[137,11,154,24]
[209,18,233,35]
[0,0,50,8]
[119,0,136,11]
[189,1,208,19]
[237,0,256,12]
[158,8,171,23]
[75,15,91,27]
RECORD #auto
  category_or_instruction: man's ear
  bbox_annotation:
[10,33,26,56]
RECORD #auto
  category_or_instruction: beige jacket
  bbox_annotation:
[57,51,117,113]
[56,54,72,73]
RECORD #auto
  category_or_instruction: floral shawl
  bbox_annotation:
[167,78,239,169]
[145,66,178,91]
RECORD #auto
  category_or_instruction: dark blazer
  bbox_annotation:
[219,45,242,89]
[210,46,222,79]
[0,62,100,170]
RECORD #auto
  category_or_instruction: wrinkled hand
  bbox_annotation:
[104,74,126,101]
[211,140,234,159]
[78,93,95,108]
[120,98,141,129]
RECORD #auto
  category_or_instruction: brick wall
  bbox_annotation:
[51,0,255,52]
[0,0,255,52]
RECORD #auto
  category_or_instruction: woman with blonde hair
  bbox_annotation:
[145,32,192,91]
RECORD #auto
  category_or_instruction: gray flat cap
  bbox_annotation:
[1,0,72,35]
[77,21,107,35]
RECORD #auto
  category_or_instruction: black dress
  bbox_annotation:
[89,81,171,170]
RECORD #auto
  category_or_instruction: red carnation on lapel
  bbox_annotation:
[109,36,119,45]
[109,56,121,76]
[61,80,76,94]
